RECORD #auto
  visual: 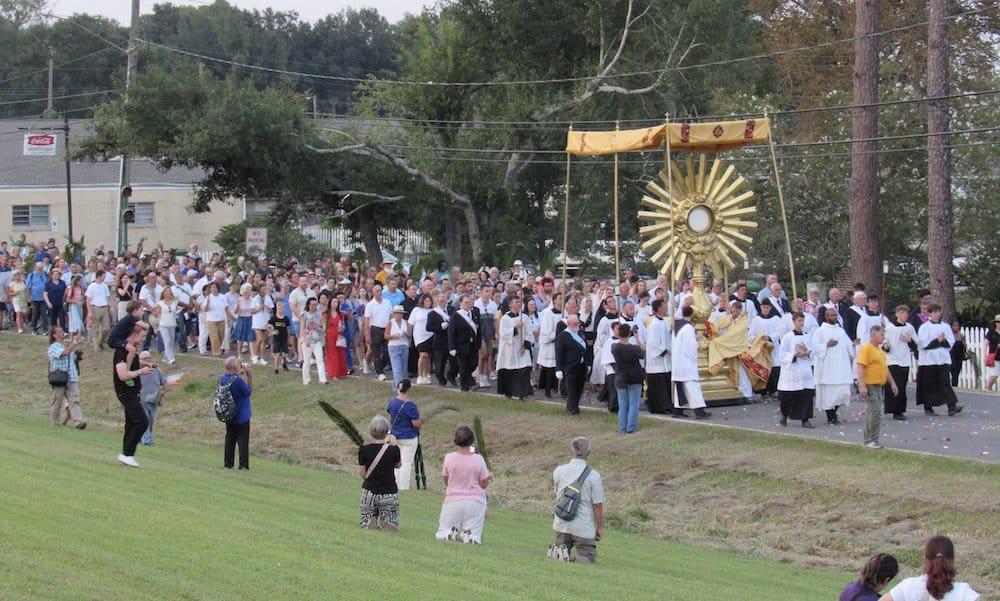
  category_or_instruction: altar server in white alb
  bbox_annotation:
[643,298,672,415]
[915,302,963,417]
[812,306,855,425]
[777,312,816,428]
[536,293,563,398]
[671,305,711,419]
[883,304,918,421]
[496,295,533,400]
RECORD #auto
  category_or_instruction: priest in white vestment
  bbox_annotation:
[671,305,711,419]
[812,306,856,425]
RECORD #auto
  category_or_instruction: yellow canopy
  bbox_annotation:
[565,118,771,155]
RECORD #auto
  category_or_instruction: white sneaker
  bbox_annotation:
[462,529,479,544]
[377,374,387,381]
[865,441,884,449]
[489,371,497,380]
[557,545,572,561]
[119,454,139,468]
[446,527,460,541]
[546,544,558,559]
[362,365,370,375]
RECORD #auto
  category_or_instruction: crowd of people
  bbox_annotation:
[5,238,985,585]
[9,236,985,453]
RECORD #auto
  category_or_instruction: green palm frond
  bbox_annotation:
[472,415,491,472]
[318,401,363,447]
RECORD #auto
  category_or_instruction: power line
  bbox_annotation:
[133,5,997,89]
[0,89,119,107]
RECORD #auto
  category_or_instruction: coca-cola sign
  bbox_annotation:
[23,133,57,156]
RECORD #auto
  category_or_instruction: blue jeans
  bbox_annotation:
[140,400,157,444]
[616,383,642,433]
[388,344,409,388]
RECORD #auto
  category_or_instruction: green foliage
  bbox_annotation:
[77,64,328,212]
[213,216,328,261]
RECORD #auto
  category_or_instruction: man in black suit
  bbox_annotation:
[555,314,588,415]
[426,291,454,386]
[448,294,480,391]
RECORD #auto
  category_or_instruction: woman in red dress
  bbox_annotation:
[325,297,349,379]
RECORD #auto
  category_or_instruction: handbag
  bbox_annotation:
[986,352,996,367]
[554,466,592,521]
[336,334,347,348]
[48,369,69,387]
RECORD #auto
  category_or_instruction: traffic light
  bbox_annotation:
[122,208,135,223]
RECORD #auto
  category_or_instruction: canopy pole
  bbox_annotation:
[562,125,572,306]
[613,121,621,294]
[664,113,676,314]
[766,114,798,301]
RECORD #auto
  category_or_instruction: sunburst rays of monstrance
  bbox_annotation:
[639,153,757,402]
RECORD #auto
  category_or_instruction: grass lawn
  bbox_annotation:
[1,408,847,601]
[2,331,998,598]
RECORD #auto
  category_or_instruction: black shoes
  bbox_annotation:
[925,408,938,416]
[779,416,788,426]
[892,413,908,421]
[947,405,963,416]
[801,420,815,429]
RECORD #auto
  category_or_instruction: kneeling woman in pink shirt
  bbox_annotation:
[435,425,492,544]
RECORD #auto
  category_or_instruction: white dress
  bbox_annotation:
[537,306,560,368]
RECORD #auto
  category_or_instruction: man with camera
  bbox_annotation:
[220,356,254,470]
[47,326,87,429]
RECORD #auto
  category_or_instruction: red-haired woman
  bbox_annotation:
[879,535,979,601]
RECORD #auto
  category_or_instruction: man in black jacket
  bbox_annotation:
[555,314,588,415]
[448,294,480,391]
[426,291,455,386]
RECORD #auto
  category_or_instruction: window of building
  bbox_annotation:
[12,204,49,228]
[128,202,155,225]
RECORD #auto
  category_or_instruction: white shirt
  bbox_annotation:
[250,294,273,330]
[204,293,228,322]
[408,306,433,346]
[138,283,162,311]
[364,298,393,329]
[386,317,409,347]
[887,575,978,601]
[157,300,179,328]
[85,281,111,307]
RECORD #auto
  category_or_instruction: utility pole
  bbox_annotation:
[117,0,140,255]
[43,46,56,119]
[63,113,74,250]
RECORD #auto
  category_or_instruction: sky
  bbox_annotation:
[47,0,421,25]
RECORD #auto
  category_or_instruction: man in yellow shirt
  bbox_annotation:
[375,259,394,286]
[856,325,899,449]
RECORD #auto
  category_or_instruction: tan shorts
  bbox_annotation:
[554,531,597,563]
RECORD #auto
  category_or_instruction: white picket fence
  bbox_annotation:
[952,326,991,390]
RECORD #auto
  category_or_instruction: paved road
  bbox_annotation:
[373,371,998,462]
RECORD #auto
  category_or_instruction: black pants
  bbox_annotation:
[30,301,48,333]
[598,373,619,413]
[370,327,387,375]
[117,392,148,457]
[225,420,250,469]
[564,364,587,414]
[48,304,66,331]
[457,349,476,390]
[433,347,452,385]
[538,367,557,397]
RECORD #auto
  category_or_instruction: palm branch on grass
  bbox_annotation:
[472,415,491,472]
[318,400,363,447]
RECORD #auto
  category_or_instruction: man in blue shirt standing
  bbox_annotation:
[26,261,48,334]
[220,357,253,470]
